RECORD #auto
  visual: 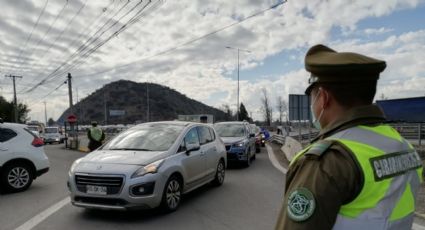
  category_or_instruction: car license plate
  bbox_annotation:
[86,185,107,195]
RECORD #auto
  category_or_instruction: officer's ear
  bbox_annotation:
[319,87,331,109]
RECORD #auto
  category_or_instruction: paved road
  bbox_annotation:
[0,144,285,230]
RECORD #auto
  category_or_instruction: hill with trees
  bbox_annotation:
[57,80,227,124]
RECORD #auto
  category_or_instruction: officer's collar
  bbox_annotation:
[312,104,386,142]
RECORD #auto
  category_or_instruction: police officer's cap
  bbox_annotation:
[304,44,386,95]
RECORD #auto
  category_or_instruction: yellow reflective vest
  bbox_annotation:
[292,125,423,230]
[89,127,103,142]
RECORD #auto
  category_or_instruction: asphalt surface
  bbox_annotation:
[0,144,285,230]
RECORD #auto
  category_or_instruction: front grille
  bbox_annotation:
[74,196,128,206]
[225,145,231,151]
[227,152,238,160]
[75,174,124,195]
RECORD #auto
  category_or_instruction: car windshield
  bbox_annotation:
[45,128,58,133]
[27,126,38,131]
[214,124,245,137]
[102,123,184,152]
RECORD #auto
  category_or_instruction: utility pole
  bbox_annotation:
[44,101,47,126]
[146,82,150,122]
[225,46,251,121]
[4,74,22,123]
[67,73,73,114]
[104,88,107,126]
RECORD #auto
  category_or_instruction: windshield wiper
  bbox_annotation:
[108,148,154,151]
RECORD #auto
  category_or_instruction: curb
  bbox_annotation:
[416,212,425,220]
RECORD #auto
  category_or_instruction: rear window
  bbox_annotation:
[45,127,59,133]
[0,128,17,142]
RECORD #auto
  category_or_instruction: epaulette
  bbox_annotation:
[304,139,335,157]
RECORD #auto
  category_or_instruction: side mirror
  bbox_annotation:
[249,133,255,138]
[185,142,200,155]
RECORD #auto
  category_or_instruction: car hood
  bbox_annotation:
[220,137,245,145]
[81,150,168,165]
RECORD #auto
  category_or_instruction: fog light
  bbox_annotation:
[131,182,155,196]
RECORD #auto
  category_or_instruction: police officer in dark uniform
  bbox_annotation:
[275,44,423,230]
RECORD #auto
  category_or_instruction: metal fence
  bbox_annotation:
[390,123,424,145]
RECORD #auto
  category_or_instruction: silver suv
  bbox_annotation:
[213,122,256,167]
[68,121,226,212]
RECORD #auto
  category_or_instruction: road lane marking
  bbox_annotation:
[413,223,425,230]
[15,197,70,230]
[266,144,287,174]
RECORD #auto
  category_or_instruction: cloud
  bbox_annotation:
[364,27,394,35]
[0,0,423,122]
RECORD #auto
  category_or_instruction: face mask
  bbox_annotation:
[310,90,324,130]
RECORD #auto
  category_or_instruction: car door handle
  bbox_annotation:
[212,147,217,152]
[200,151,206,156]
[0,147,8,151]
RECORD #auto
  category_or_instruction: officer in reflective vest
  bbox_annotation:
[275,44,423,230]
[87,121,105,152]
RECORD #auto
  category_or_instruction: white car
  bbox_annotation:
[0,122,50,192]
[44,127,64,144]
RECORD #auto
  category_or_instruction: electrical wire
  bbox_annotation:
[80,0,287,78]
[25,0,151,92]
[8,0,49,74]
[49,0,163,80]
[20,0,69,75]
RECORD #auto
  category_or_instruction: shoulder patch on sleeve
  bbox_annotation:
[287,187,316,222]
[305,140,334,157]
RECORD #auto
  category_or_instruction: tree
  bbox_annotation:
[48,118,55,126]
[276,96,287,125]
[220,104,234,121]
[238,103,250,121]
[0,96,30,123]
[260,89,273,126]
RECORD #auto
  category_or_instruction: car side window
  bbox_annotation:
[185,128,200,146]
[208,127,215,141]
[0,128,17,142]
[197,126,212,145]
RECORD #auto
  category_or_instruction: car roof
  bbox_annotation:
[133,120,206,127]
[214,121,248,125]
[0,122,28,129]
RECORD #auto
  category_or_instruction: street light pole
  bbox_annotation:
[226,46,250,121]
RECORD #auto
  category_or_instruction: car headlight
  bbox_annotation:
[131,159,164,178]
[69,158,82,174]
[261,134,265,138]
[233,141,245,147]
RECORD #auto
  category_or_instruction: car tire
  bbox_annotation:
[160,175,183,213]
[255,146,260,153]
[211,160,225,186]
[1,162,34,193]
[244,149,251,167]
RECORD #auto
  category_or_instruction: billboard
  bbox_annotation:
[109,110,125,117]
[289,94,311,121]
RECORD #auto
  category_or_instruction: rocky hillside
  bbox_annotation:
[57,80,227,124]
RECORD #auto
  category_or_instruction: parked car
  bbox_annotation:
[214,121,256,166]
[43,127,65,144]
[0,122,50,192]
[250,124,262,153]
[68,121,226,212]
[27,125,42,137]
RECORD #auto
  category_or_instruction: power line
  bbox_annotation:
[80,0,287,78]
[49,0,163,80]
[19,0,69,75]
[25,0,157,93]
[8,0,49,74]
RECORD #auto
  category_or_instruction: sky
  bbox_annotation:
[0,0,424,122]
